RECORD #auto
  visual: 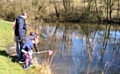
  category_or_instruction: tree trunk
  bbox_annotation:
[117,0,120,19]
[106,0,109,20]
[53,1,60,18]
[109,0,112,20]
[95,0,101,21]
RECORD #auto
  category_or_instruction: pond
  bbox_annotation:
[33,23,120,74]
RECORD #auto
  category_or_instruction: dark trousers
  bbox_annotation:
[16,36,24,59]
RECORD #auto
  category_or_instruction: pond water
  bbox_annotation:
[34,23,120,74]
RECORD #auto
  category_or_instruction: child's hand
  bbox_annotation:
[28,51,32,55]
[37,52,40,53]
[21,49,27,53]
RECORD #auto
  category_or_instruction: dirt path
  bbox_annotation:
[6,43,16,56]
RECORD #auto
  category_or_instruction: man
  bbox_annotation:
[15,12,28,60]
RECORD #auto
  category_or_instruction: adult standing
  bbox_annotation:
[15,12,28,60]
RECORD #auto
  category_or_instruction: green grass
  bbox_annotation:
[0,20,26,74]
[0,20,50,74]
[0,20,14,47]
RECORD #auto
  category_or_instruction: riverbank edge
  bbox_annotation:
[0,20,28,74]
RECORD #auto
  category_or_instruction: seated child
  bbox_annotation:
[21,34,39,70]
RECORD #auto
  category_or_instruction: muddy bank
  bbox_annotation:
[6,43,16,56]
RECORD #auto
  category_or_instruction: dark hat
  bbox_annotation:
[30,32,36,37]
[22,12,29,16]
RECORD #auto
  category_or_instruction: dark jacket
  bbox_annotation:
[15,15,27,39]
[22,40,33,52]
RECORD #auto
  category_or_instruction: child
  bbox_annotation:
[21,35,39,70]
[22,32,39,52]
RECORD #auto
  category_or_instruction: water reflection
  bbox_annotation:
[36,23,120,74]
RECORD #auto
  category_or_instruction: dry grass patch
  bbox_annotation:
[33,58,53,74]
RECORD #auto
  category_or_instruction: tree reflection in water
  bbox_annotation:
[30,23,120,74]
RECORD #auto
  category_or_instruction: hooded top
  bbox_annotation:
[22,32,39,52]
[15,15,27,39]
[23,32,36,43]
[22,40,33,52]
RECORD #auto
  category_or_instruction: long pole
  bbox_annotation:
[33,50,49,54]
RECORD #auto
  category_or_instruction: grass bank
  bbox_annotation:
[0,20,26,74]
[0,20,53,74]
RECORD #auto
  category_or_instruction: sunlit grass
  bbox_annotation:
[0,56,25,74]
[0,20,14,47]
[0,20,26,74]
[0,20,54,74]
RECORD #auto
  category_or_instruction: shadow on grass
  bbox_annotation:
[0,50,25,69]
[0,50,18,62]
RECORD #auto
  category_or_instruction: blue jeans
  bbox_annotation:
[16,36,24,59]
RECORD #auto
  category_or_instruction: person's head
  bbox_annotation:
[30,32,39,38]
[32,36,39,44]
[22,12,28,19]
[30,32,36,37]
[30,32,39,44]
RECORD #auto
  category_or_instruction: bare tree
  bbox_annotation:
[117,0,120,19]
[94,0,101,21]
[109,0,115,20]
[62,0,72,14]
[52,0,60,18]
[106,0,109,20]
